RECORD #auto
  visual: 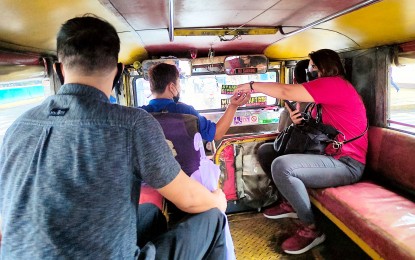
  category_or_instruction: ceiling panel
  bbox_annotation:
[1,0,414,64]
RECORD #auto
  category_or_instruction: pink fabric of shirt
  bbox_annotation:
[302,76,368,164]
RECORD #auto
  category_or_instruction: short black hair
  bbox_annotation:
[149,63,179,94]
[294,59,309,84]
[57,14,120,73]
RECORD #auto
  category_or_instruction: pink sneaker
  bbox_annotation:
[263,201,298,219]
[281,225,326,254]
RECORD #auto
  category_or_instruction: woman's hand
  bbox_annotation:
[285,103,303,125]
[233,82,252,96]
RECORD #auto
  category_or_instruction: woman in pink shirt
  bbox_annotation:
[234,49,368,255]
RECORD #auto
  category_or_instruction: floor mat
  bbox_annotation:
[228,211,370,260]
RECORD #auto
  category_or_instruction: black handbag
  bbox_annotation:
[274,103,366,156]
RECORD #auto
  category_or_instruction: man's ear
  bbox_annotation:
[53,62,64,85]
[112,63,124,90]
[164,83,173,95]
[167,81,177,92]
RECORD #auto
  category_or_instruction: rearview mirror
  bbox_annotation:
[142,58,192,80]
[224,55,268,75]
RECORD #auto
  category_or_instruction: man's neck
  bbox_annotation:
[65,78,112,97]
[153,92,173,100]
[63,69,116,98]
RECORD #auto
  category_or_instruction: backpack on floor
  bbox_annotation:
[214,134,279,210]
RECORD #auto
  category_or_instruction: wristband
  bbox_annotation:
[249,81,254,91]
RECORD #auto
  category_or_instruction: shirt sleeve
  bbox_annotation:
[132,112,181,189]
[197,115,216,142]
[302,77,350,105]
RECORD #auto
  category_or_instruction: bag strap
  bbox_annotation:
[315,104,323,123]
[344,122,369,144]
[303,103,323,123]
[332,122,369,150]
[310,103,368,149]
[303,103,368,150]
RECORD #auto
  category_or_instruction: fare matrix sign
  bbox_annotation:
[221,96,267,109]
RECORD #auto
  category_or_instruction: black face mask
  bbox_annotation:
[306,71,319,81]
[172,85,180,103]
[173,93,180,103]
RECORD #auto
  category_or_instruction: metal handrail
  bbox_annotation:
[387,119,415,129]
[278,0,382,37]
[168,0,174,42]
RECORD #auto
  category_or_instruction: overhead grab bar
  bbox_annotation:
[278,0,382,37]
[168,0,174,42]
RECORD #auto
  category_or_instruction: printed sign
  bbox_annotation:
[231,113,261,126]
[221,99,231,108]
[246,96,267,107]
[235,67,258,74]
[221,95,267,109]
[221,84,237,94]
[233,116,242,125]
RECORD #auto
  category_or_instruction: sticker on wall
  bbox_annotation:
[245,96,267,107]
[221,84,237,95]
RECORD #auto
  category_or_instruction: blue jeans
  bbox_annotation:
[271,154,365,225]
[137,203,168,248]
[138,208,226,260]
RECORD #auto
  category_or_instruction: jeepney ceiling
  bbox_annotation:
[110,0,367,57]
[0,0,415,65]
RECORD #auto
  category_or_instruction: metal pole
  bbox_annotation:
[279,0,382,37]
[168,0,174,42]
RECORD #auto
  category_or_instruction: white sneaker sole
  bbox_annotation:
[283,233,326,255]
[263,212,298,219]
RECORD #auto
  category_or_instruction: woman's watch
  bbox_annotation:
[249,81,254,91]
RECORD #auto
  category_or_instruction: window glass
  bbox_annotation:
[134,71,278,110]
[389,64,415,133]
[0,78,49,146]
[134,77,152,107]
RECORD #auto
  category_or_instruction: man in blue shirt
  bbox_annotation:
[141,63,250,141]
[0,14,227,259]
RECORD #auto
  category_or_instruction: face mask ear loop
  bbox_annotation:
[54,62,64,85]
[175,86,180,97]
[112,63,123,91]
[170,83,180,103]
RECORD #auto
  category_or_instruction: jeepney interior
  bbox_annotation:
[1,0,415,259]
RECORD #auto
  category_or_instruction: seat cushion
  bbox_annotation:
[310,181,415,260]
[139,184,163,210]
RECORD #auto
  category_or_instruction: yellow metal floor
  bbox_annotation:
[228,211,370,260]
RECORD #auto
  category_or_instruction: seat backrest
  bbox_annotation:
[151,112,201,176]
[367,127,415,192]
